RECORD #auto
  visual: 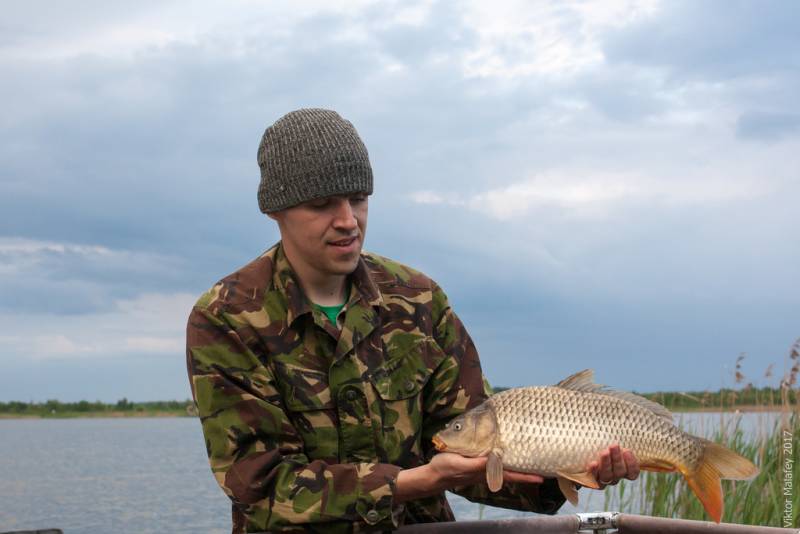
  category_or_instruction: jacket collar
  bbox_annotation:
[270,242,383,329]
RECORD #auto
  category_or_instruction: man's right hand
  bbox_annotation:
[395,452,544,503]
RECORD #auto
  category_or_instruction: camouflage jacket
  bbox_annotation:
[186,243,565,533]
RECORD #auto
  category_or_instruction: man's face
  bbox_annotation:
[270,193,369,280]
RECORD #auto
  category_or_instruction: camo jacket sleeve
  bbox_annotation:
[425,284,566,515]
[187,302,403,533]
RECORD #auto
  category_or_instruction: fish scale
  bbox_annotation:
[489,386,703,476]
[431,369,759,523]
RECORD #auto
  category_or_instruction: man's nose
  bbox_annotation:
[332,199,358,230]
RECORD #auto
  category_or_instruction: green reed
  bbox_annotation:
[604,341,800,526]
[604,396,799,525]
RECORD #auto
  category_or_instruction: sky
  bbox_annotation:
[1,0,798,402]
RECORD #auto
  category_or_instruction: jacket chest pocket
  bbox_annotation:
[272,360,339,459]
[277,364,332,409]
[369,338,442,459]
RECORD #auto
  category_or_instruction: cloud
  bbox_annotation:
[594,1,800,139]
[458,0,658,79]
[0,292,195,361]
[0,237,190,314]
[0,0,380,61]
[603,0,800,80]
[467,173,639,220]
[736,111,800,142]
[409,190,456,206]
[411,169,769,221]
[1,0,799,397]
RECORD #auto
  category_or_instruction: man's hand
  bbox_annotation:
[426,452,490,488]
[395,452,544,503]
[588,444,640,489]
[397,445,638,503]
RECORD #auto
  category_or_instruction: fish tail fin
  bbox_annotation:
[684,460,724,523]
[683,439,759,523]
[699,439,759,480]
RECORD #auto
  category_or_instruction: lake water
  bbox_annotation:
[0,412,782,533]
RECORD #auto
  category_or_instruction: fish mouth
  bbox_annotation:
[432,435,447,452]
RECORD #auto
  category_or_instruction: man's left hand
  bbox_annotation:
[588,444,640,489]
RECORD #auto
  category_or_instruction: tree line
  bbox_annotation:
[2,386,797,416]
[0,398,193,415]
[493,385,797,411]
[641,386,797,410]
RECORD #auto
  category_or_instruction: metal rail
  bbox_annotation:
[398,512,798,533]
[6,513,794,534]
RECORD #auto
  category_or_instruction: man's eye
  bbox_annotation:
[350,195,366,203]
[308,199,329,209]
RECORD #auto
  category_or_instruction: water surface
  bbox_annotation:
[0,412,778,533]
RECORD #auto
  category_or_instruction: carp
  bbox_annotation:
[431,369,758,523]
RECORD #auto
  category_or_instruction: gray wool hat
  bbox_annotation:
[257,108,373,213]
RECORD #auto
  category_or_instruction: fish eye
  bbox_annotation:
[454,422,462,431]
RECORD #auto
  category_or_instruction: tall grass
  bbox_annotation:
[605,414,798,525]
[604,340,800,526]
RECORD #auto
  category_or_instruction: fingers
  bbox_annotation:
[430,452,487,477]
[610,445,627,481]
[623,449,640,480]
[595,447,614,487]
[591,445,641,488]
[429,453,492,490]
[430,453,544,490]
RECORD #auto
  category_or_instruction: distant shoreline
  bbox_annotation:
[0,410,190,419]
[673,404,796,413]
[0,399,195,419]
[3,388,797,419]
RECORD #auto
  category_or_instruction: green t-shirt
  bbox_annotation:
[314,302,345,326]
[312,284,350,326]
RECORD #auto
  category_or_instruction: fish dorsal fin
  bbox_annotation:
[555,369,673,422]
[555,369,597,391]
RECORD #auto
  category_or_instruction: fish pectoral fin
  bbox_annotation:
[486,451,503,492]
[640,459,677,473]
[556,469,601,490]
[556,476,580,506]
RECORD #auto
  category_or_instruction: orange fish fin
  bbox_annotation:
[556,476,580,506]
[556,469,600,490]
[685,460,723,523]
[486,451,503,492]
[700,439,759,480]
[640,459,676,473]
[684,440,759,524]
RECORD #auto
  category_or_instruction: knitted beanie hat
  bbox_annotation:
[257,108,373,213]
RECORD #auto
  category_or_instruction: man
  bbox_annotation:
[186,109,639,533]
